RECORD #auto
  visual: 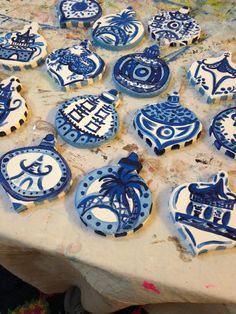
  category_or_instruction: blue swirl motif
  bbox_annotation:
[55,91,119,147]
[192,52,236,97]
[0,27,43,63]
[76,153,152,235]
[92,7,141,47]
[148,8,200,45]
[172,172,236,247]
[134,94,201,150]
[47,41,104,85]
[211,107,236,154]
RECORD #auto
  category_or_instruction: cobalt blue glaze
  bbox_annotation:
[46,40,105,90]
[148,7,201,47]
[75,152,152,236]
[209,107,236,159]
[170,172,236,255]
[133,92,202,155]
[112,45,170,97]
[57,0,102,28]
[0,134,72,213]
[91,6,144,51]
[55,89,120,148]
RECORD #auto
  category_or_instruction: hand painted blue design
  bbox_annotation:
[173,172,236,243]
[75,153,152,236]
[55,89,120,148]
[0,134,72,212]
[148,6,200,46]
[92,7,144,50]
[0,26,42,62]
[133,92,202,155]
[113,45,170,97]
[58,0,102,26]
[46,40,105,88]
[209,107,236,159]
[0,77,22,127]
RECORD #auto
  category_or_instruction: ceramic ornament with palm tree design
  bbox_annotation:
[91,7,144,50]
[75,153,152,237]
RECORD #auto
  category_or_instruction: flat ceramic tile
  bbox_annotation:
[133,92,202,155]
[0,76,28,137]
[57,0,102,28]
[91,6,144,50]
[0,22,47,70]
[169,171,236,255]
[0,134,72,213]
[112,45,170,97]
[55,89,120,147]
[46,39,105,90]
[148,7,201,47]
[75,152,152,236]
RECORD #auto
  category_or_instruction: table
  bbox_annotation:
[0,1,235,313]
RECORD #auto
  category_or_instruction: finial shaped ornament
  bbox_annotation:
[169,171,236,255]
[75,152,152,237]
[0,134,72,213]
[0,23,48,71]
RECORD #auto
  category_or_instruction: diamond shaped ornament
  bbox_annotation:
[75,153,152,237]
[133,92,202,155]
[188,51,236,104]
[0,134,72,213]
[57,0,102,28]
[0,22,47,71]
[209,107,236,159]
[46,39,105,90]
[0,76,28,137]
[169,171,236,255]
[55,89,120,148]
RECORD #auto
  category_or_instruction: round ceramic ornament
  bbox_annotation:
[0,134,72,213]
[0,76,28,137]
[113,45,170,97]
[133,92,202,155]
[188,51,236,104]
[57,0,102,28]
[75,152,152,237]
[169,171,236,255]
[46,40,105,91]
[91,6,144,50]
[148,6,201,47]
[55,89,120,148]
[209,107,236,159]
[0,22,47,71]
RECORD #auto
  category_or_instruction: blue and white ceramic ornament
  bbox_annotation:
[188,52,236,104]
[57,0,102,28]
[91,7,144,50]
[0,76,28,137]
[46,40,105,91]
[75,153,152,236]
[55,89,120,148]
[0,22,47,71]
[133,92,202,155]
[148,7,201,47]
[0,134,72,213]
[209,107,236,159]
[170,171,236,255]
[113,45,170,97]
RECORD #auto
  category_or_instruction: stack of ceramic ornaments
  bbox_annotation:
[0,0,235,256]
